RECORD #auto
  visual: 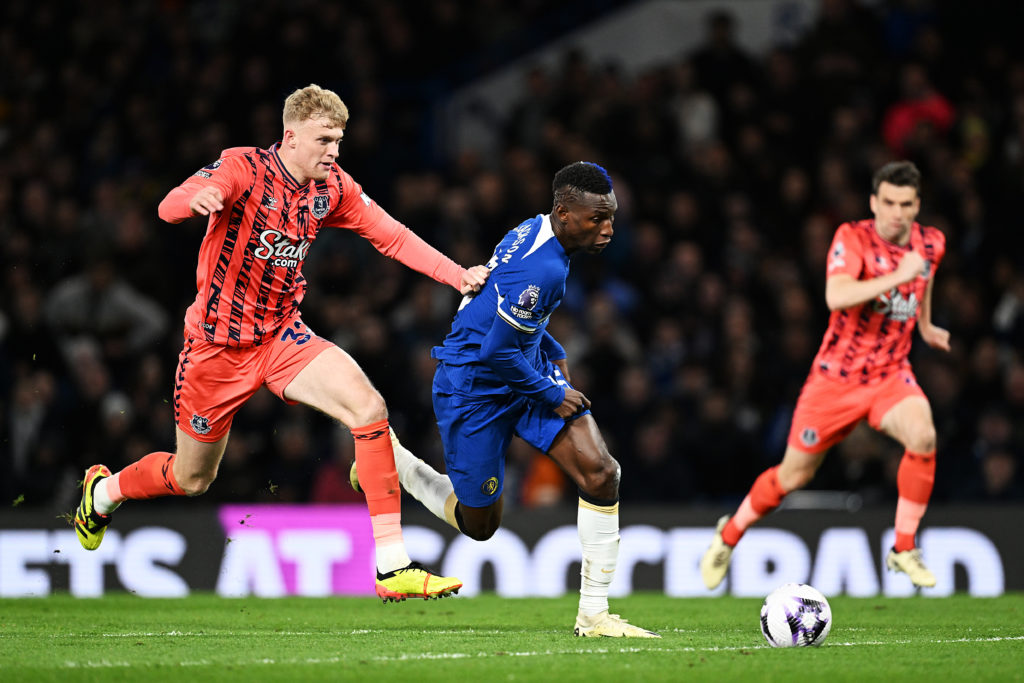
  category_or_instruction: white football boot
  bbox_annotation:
[885,547,936,587]
[700,515,734,590]
[573,611,660,638]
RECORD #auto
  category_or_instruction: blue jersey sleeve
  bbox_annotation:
[496,281,549,333]
[540,330,566,361]
[479,314,566,407]
[435,213,569,400]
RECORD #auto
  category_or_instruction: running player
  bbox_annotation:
[74,84,489,602]
[701,160,949,589]
[353,162,660,637]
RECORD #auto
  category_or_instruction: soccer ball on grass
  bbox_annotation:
[759,583,832,648]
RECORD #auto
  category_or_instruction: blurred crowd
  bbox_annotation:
[2,0,1023,513]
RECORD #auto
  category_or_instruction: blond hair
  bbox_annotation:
[282,84,349,128]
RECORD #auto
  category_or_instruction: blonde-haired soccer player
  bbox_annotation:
[75,84,489,601]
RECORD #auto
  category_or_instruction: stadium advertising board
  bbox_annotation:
[0,505,1018,598]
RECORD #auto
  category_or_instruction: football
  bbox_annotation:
[759,583,832,648]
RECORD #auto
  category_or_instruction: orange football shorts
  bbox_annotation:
[173,317,334,442]
[786,368,927,453]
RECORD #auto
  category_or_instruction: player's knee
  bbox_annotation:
[178,472,216,497]
[463,523,498,542]
[906,425,937,455]
[580,456,620,500]
[460,515,499,541]
[349,392,388,428]
[456,503,501,541]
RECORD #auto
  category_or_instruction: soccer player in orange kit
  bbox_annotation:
[701,161,950,590]
[74,84,489,602]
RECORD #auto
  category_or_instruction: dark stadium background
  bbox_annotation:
[2,0,1023,525]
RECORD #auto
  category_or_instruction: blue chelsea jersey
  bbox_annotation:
[431,214,568,389]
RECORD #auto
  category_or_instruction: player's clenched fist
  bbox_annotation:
[893,250,926,284]
[189,187,225,216]
[555,388,591,419]
[459,264,490,295]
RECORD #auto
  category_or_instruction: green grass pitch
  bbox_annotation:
[1,593,1021,682]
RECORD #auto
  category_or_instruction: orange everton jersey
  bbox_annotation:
[812,219,945,384]
[170,144,461,348]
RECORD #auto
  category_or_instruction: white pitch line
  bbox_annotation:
[9,628,516,639]
[33,626,877,638]
[55,634,1024,669]
[0,631,363,638]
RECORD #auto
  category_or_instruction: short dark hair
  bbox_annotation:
[872,161,921,194]
[708,9,735,29]
[552,162,613,208]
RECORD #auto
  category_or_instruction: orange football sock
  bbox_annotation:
[894,449,935,552]
[351,419,408,572]
[117,451,186,500]
[723,466,786,547]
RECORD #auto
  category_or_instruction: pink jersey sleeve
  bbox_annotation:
[157,153,245,223]
[825,222,864,279]
[325,170,466,290]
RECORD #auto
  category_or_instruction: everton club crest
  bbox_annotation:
[191,414,212,435]
[312,195,330,219]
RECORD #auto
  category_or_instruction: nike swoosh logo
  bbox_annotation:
[600,568,614,574]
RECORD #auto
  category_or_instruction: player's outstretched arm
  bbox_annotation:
[158,184,224,224]
[334,170,488,292]
[825,251,926,310]
[356,212,485,292]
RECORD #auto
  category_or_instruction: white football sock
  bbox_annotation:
[370,512,412,574]
[391,435,459,530]
[577,498,620,617]
[375,544,412,575]
[93,476,121,515]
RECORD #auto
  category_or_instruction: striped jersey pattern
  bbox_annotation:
[813,219,946,384]
[180,145,384,347]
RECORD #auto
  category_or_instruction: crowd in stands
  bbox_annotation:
[2,0,1023,513]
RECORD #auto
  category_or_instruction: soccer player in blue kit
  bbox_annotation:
[352,162,659,637]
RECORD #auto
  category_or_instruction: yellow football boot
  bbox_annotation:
[74,465,113,551]
[375,562,462,603]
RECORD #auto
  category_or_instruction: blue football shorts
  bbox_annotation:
[432,361,589,507]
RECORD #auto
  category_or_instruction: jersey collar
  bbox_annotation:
[270,142,304,191]
[526,214,567,261]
